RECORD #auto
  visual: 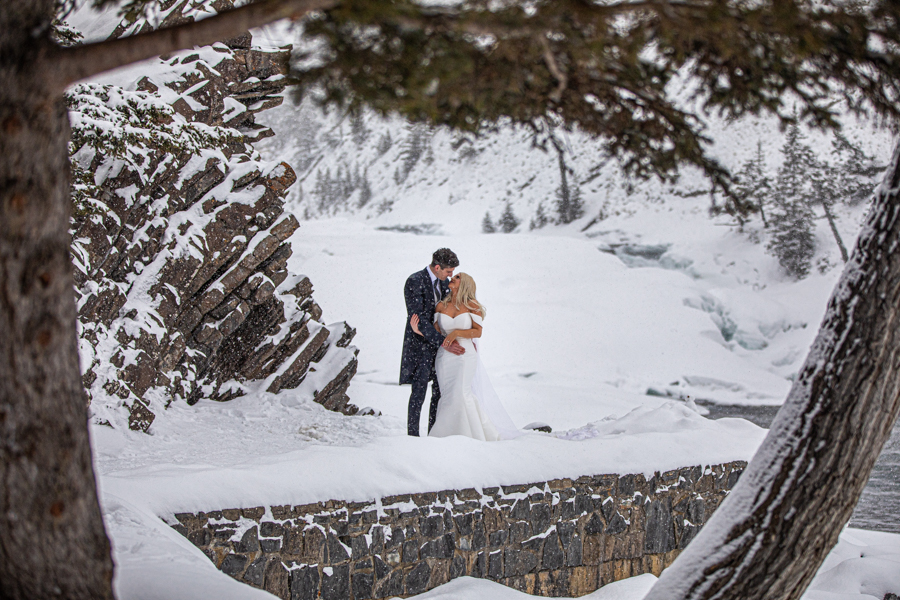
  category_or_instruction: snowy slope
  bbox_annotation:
[248,22,895,405]
[285,217,838,409]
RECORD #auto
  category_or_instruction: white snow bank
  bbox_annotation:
[410,574,657,600]
[95,396,764,517]
[805,528,900,600]
[556,402,730,440]
[103,493,276,600]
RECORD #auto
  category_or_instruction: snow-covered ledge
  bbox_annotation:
[170,462,745,599]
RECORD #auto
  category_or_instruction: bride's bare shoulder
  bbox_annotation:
[465,303,484,317]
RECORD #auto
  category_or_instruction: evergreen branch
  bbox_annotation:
[390,0,712,38]
[49,0,338,90]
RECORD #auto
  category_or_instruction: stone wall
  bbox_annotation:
[171,461,746,599]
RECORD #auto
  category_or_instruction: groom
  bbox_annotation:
[401,248,465,436]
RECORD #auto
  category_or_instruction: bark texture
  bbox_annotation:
[645,142,900,600]
[0,3,114,599]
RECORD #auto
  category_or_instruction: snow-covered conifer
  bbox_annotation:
[357,171,373,208]
[482,212,497,233]
[375,131,393,157]
[530,201,550,230]
[767,201,816,278]
[554,142,584,224]
[499,203,520,233]
[396,123,431,184]
[767,122,818,277]
[829,133,883,206]
[807,134,884,262]
[732,141,772,227]
[350,111,369,146]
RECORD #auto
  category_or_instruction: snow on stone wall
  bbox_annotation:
[170,462,746,599]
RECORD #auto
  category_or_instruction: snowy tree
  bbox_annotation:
[375,131,392,157]
[481,212,496,233]
[530,201,551,230]
[498,203,520,233]
[645,144,900,600]
[6,0,900,597]
[767,198,816,278]
[810,134,884,262]
[313,163,371,214]
[731,141,772,227]
[349,110,369,146]
[313,167,336,213]
[395,123,431,184]
[553,140,584,224]
[767,123,818,278]
[356,168,373,208]
[829,133,884,206]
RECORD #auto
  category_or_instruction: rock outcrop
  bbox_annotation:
[69,3,358,432]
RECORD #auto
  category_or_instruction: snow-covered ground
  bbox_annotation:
[95,215,900,599]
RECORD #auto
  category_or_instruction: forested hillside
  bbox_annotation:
[254,68,893,281]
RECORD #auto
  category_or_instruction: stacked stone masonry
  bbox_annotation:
[171,461,745,598]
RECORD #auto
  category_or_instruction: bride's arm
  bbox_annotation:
[441,312,483,347]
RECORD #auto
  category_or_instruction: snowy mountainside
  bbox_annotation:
[254,86,895,406]
[254,87,894,237]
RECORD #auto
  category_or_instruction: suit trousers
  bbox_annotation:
[408,365,441,436]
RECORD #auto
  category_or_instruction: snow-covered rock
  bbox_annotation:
[69,5,359,432]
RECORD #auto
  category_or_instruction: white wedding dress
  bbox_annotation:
[429,312,521,441]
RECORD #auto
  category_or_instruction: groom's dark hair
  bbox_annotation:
[431,248,459,269]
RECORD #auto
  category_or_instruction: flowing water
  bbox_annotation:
[699,402,900,533]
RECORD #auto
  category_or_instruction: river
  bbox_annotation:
[699,402,900,533]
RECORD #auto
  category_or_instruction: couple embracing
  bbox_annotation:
[400,248,520,441]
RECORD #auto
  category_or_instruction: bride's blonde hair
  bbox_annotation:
[440,272,486,317]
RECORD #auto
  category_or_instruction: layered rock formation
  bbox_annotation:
[70,4,358,432]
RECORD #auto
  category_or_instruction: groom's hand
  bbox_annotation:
[446,340,465,355]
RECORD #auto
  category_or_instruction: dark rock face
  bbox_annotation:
[69,2,358,431]
[172,462,747,598]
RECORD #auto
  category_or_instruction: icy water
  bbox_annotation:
[700,402,900,534]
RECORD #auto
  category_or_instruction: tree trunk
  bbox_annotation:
[0,4,114,598]
[555,139,571,223]
[821,200,850,263]
[645,142,900,600]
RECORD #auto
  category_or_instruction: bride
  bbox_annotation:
[410,273,520,441]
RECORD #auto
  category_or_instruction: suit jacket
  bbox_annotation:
[400,268,448,384]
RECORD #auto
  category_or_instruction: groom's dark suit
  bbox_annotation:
[401,268,449,436]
